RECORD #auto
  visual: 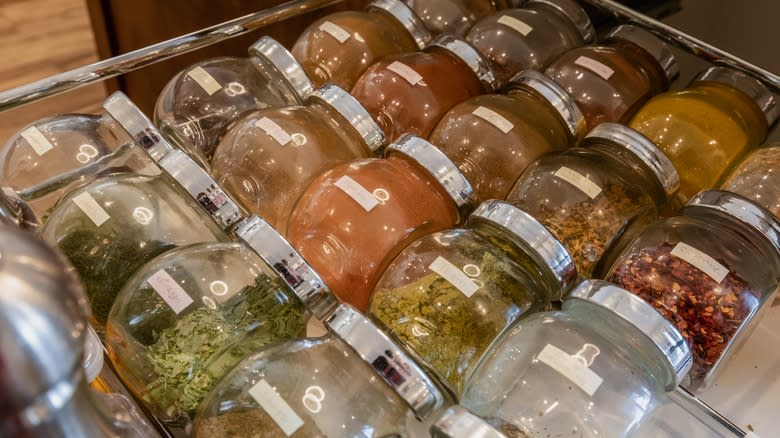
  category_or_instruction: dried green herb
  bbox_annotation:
[196,409,294,438]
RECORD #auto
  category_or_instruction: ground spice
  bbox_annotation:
[484,417,529,438]
[195,409,291,438]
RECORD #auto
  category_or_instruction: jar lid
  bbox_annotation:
[325,304,446,419]
[368,0,431,50]
[567,280,693,385]
[526,0,595,43]
[385,135,474,208]
[430,406,507,438]
[470,200,577,296]
[102,91,175,162]
[430,34,499,92]
[249,36,314,100]
[683,189,780,255]
[83,326,104,384]
[506,70,586,140]
[235,215,338,320]
[695,66,778,126]
[583,122,680,198]
[307,84,386,153]
[605,25,679,82]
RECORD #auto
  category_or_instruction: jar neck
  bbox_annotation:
[427,46,484,92]
[604,38,669,92]
[309,102,374,155]
[249,55,301,104]
[584,144,668,207]
[506,86,576,144]
[369,8,418,46]
[387,153,460,214]
[690,80,769,143]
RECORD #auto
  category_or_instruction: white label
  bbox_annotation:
[248,380,304,436]
[334,175,379,212]
[537,344,603,397]
[574,56,614,80]
[429,256,480,298]
[71,192,110,227]
[21,126,54,156]
[554,166,602,199]
[497,15,533,36]
[255,117,292,146]
[472,106,513,134]
[147,269,194,315]
[387,61,423,86]
[671,242,729,284]
[187,66,222,95]
[319,21,351,43]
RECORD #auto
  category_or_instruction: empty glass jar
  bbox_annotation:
[405,0,510,36]
[291,0,430,90]
[720,142,780,218]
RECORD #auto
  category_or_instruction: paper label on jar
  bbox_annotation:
[255,117,292,146]
[186,66,222,95]
[71,192,110,227]
[429,256,480,298]
[574,56,614,80]
[671,242,729,284]
[319,20,351,43]
[20,126,54,156]
[147,269,194,315]
[387,61,423,86]
[334,175,379,212]
[472,106,514,134]
[248,379,304,436]
[554,166,602,199]
[537,344,603,397]
[497,15,533,36]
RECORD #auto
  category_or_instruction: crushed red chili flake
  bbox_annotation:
[608,242,759,384]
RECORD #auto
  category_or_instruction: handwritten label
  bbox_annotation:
[671,242,729,284]
[554,167,602,199]
[147,269,194,314]
[429,256,479,297]
[187,66,222,95]
[472,106,513,134]
[21,126,54,156]
[537,344,603,397]
[387,61,423,86]
[71,192,110,227]
[574,56,614,80]
[248,380,304,436]
[497,15,533,36]
[319,21,351,43]
[335,175,378,212]
[255,117,292,146]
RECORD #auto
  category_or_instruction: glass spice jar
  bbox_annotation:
[506,122,680,278]
[368,200,576,396]
[430,406,507,438]
[466,0,595,84]
[350,33,498,141]
[720,143,780,219]
[605,190,780,390]
[210,84,385,231]
[288,134,473,312]
[546,24,678,132]
[154,37,313,167]
[429,69,585,203]
[405,0,510,36]
[461,280,693,438]
[629,66,777,207]
[291,0,431,90]
[192,304,446,437]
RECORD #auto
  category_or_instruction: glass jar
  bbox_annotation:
[154,37,313,167]
[351,34,498,141]
[210,84,385,231]
[292,0,431,90]
[546,25,678,132]
[605,190,780,390]
[430,406,507,438]
[369,200,576,396]
[466,0,594,84]
[506,123,680,278]
[461,280,693,438]
[629,67,776,207]
[429,70,585,203]
[288,135,473,312]
[405,0,510,36]
[720,143,780,218]
[193,304,445,436]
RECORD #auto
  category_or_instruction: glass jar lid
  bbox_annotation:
[430,34,500,91]
[103,91,175,161]
[582,122,680,198]
[470,200,577,295]
[567,280,693,386]
[368,0,431,50]
[235,215,338,320]
[605,25,679,82]
[506,70,586,140]
[307,84,386,153]
[430,406,507,438]
[325,304,446,419]
[385,135,474,208]
[695,66,778,126]
[527,0,595,43]
[249,36,315,100]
